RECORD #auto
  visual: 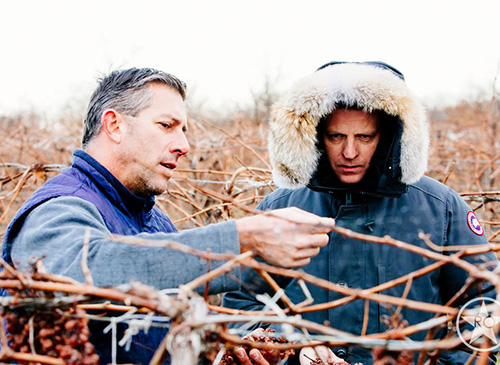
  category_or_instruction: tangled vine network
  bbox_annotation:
[1,96,500,365]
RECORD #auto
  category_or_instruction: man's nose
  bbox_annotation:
[342,139,358,160]
[171,131,190,156]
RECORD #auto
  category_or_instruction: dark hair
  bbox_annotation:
[316,61,405,81]
[82,67,187,148]
[318,103,384,134]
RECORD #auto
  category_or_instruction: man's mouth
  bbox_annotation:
[338,165,362,173]
[160,162,177,170]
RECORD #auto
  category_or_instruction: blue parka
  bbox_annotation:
[223,62,498,364]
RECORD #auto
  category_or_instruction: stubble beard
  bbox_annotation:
[128,167,170,198]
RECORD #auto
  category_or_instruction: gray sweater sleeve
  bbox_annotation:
[10,196,240,293]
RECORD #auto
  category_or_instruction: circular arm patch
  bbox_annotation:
[467,211,484,236]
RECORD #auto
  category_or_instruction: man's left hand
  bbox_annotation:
[233,346,280,365]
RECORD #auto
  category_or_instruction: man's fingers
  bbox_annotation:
[303,233,330,248]
[272,237,328,268]
[234,347,253,365]
[248,349,271,365]
[267,207,336,232]
[286,233,329,252]
[315,216,336,230]
[236,207,333,269]
[285,258,311,269]
[293,247,321,260]
[295,215,336,234]
[233,348,271,365]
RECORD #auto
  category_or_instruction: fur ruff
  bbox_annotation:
[268,63,428,189]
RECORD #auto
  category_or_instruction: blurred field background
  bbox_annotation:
[1,90,500,244]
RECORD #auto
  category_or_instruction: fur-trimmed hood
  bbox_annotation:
[268,62,428,192]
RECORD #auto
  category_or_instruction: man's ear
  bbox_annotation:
[101,109,125,144]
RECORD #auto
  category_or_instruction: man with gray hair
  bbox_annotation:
[2,67,334,364]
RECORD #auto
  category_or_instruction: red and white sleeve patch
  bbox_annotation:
[467,211,484,236]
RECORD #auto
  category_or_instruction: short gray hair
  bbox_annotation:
[82,67,186,148]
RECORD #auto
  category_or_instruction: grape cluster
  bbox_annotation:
[372,347,413,365]
[219,329,295,365]
[3,294,99,365]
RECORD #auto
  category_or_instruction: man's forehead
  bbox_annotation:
[150,83,186,113]
[326,109,379,131]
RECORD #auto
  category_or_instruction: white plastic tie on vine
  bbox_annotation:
[159,288,181,295]
[141,311,154,334]
[259,290,296,338]
[236,290,286,334]
[297,279,313,306]
[119,319,140,352]
[109,319,117,365]
[28,316,36,355]
[118,312,154,351]
[280,319,297,340]
[158,292,178,316]
[103,308,138,333]
[257,289,286,318]
[287,322,309,343]
[212,348,226,365]
[103,308,137,364]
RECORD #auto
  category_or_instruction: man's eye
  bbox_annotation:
[160,123,172,129]
[358,135,373,142]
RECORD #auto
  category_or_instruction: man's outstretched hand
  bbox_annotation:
[227,328,286,365]
[236,207,334,268]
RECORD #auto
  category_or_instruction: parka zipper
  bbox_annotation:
[345,192,352,205]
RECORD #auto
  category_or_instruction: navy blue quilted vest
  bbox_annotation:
[2,149,177,364]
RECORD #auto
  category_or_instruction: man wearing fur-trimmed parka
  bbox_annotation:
[223,61,498,364]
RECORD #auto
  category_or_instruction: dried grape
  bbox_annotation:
[2,289,99,365]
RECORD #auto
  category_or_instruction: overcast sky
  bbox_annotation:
[1,0,499,118]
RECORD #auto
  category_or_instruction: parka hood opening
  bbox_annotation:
[268,62,429,192]
[308,109,408,197]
